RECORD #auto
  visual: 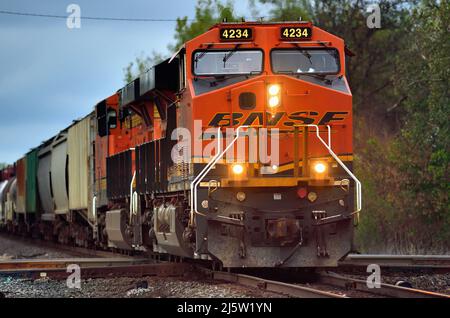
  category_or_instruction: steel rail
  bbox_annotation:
[0,233,140,259]
[0,261,193,280]
[318,271,450,298]
[211,271,346,298]
[0,257,150,271]
[0,259,343,298]
[341,254,450,269]
[1,256,446,298]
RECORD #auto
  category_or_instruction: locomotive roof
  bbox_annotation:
[210,21,312,28]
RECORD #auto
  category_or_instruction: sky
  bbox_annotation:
[0,0,263,164]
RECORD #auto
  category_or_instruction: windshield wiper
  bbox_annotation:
[301,74,343,85]
[301,51,313,65]
[291,43,313,66]
[212,70,260,83]
[278,70,336,85]
[223,44,241,67]
[194,44,213,68]
[194,71,260,87]
[300,73,328,81]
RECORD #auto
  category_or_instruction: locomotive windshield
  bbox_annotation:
[193,50,263,76]
[271,49,340,74]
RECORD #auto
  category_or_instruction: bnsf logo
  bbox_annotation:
[208,111,349,127]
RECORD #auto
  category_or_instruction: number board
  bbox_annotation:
[220,28,253,41]
[280,27,312,40]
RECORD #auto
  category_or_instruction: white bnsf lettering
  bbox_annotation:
[208,111,349,127]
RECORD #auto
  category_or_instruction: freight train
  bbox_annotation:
[0,21,361,268]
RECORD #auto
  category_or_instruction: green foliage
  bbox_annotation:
[0,163,8,169]
[249,0,313,21]
[123,51,165,83]
[389,0,449,247]
[313,1,413,117]
[356,0,450,253]
[170,0,238,51]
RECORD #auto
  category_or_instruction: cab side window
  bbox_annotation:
[96,101,107,137]
[107,108,117,130]
[179,53,187,90]
[96,101,117,137]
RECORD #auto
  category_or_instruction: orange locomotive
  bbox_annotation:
[0,21,361,268]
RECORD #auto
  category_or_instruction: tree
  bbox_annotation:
[249,0,313,21]
[384,0,448,250]
[355,0,449,253]
[170,0,238,51]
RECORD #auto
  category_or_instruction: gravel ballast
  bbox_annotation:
[0,234,79,260]
[0,276,284,298]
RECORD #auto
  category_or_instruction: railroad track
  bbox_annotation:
[340,254,450,269]
[209,271,346,298]
[0,256,340,298]
[0,232,139,259]
[3,232,450,270]
[0,258,345,298]
[0,233,448,298]
[1,258,447,298]
[0,257,150,271]
[316,271,450,298]
[211,270,450,298]
[0,258,190,280]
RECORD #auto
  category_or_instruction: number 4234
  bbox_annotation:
[221,28,251,39]
[282,27,311,38]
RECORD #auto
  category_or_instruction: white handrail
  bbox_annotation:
[129,171,137,222]
[189,127,222,226]
[92,196,97,239]
[326,125,332,148]
[190,126,249,226]
[92,196,97,221]
[305,124,362,214]
[189,124,360,226]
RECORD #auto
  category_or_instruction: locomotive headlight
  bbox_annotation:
[268,84,281,108]
[268,96,280,108]
[232,164,244,175]
[268,84,281,96]
[313,162,327,174]
[310,161,329,180]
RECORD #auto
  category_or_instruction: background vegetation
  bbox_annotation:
[124,0,449,253]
